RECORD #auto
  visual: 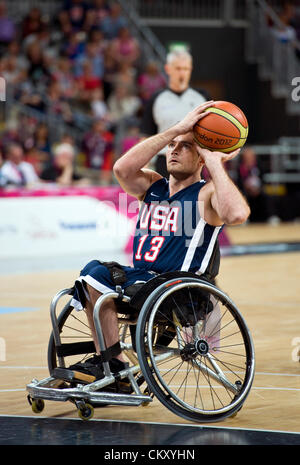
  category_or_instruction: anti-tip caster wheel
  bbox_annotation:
[78,403,94,421]
[31,398,45,414]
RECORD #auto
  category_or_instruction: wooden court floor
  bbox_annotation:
[0,223,299,433]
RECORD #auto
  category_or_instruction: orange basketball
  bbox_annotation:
[193,101,249,153]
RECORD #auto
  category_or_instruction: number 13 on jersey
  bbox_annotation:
[135,235,165,262]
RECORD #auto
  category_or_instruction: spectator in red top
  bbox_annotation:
[82,118,114,183]
[21,7,45,38]
[75,60,102,108]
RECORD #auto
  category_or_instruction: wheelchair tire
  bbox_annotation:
[136,277,255,423]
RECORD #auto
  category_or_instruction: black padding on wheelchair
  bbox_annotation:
[127,270,211,311]
[55,340,122,362]
[56,341,96,358]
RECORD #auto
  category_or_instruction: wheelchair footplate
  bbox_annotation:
[26,363,152,420]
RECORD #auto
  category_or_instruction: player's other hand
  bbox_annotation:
[174,101,215,135]
[197,147,241,165]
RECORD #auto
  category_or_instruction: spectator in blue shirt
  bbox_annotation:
[100,2,127,40]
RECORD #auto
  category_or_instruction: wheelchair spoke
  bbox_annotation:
[191,359,204,409]
[70,312,91,330]
[208,353,247,380]
[176,360,193,401]
[187,287,198,325]
[62,325,91,338]
[202,356,225,409]
[171,295,189,327]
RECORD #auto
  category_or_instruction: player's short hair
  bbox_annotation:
[166,49,193,65]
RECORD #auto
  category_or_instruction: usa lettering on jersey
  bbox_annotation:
[136,200,202,237]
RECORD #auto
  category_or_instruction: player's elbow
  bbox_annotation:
[113,160,121,177]
[224,205,250,225]
[113,159,129,180]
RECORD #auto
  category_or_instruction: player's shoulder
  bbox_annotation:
[138,169,164,201]
[142,173,167,200]
[198,179,214,199]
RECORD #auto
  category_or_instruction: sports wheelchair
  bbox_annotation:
[26,271,255,423]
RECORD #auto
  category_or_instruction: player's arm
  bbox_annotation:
[198,148,250,226]
[113,100,215,199]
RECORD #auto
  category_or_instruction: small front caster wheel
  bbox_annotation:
[141,401,151,407]
[31,398,45,414]
[78,403,94,421]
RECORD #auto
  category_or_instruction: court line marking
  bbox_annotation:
[0,366,47,369]
[0,413,299,436]
[0,307,39,315]
[0,389,25,392]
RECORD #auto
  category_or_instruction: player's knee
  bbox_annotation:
[80,260,101,276]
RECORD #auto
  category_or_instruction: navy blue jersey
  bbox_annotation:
[133,178,223,274]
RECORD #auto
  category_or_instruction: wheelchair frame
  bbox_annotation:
[26,275,255,422]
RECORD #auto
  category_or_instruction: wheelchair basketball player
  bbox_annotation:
[69,100,250,381]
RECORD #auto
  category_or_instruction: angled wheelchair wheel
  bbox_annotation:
[136,277,255,423]
[47,300,132,373]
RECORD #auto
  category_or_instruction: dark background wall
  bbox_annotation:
[151,25,300,144]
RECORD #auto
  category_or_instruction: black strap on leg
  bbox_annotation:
[101,341,122,362]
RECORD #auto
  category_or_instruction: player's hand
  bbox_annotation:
[197,147,241,165]
[174,101,215,134]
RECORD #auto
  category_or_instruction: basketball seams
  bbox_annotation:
[195,122,244,140]
[208,107,248,136]
[210,105,248,128]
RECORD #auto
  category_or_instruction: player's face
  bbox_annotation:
[166,132,202,179]
[165,57,192,92]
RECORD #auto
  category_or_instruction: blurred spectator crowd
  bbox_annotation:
[0,0,299,224]
[268,0,300,57]
[0,0,166,187]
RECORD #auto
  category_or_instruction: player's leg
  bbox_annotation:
[85,283,125,363]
